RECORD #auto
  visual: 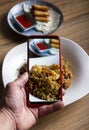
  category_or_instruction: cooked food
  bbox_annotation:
[50,43,59,48]
[50,39,59,48]
[34,16,50,22]
[19,59,73,101]
[32,4,50,11]
[62,60,73,89]
[29,4,61,34]
[50,39,59,44]
[33,10,49,16]
[31,4,50,22]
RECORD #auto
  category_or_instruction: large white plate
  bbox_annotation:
[2,37,89,106]
[7,0,63,36]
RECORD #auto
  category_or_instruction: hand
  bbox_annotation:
[2,72,65,130]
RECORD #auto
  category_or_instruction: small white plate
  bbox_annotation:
[7,1,63,36]
[29,39,59,56]
[2,37,89,106]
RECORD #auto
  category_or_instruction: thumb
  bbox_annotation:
[12,72,29,88]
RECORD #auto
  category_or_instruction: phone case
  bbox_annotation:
[25,35,62,107]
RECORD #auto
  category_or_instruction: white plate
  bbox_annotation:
[2,37,89,106]
[7,1,63,36]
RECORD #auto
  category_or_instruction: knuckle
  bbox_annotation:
[6,82,15,88]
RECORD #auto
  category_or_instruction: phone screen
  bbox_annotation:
[26,35,62,107]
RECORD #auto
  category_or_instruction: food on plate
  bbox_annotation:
[19,59,73,101]
[27,4,61,34]
[32,4,50,11]
[50,43,59,49]
[23,2,62,34]
[31,4,50,22]
[14,13,35,30]
[33,10,49,16]
[34,41,51,53]
[50,38,59,48]
[62,59,73,89]
[50,39,59,44]
[34,16,50,22]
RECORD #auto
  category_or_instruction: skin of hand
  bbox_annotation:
[1,72,65,130]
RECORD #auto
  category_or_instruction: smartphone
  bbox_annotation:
[25,35,62,107]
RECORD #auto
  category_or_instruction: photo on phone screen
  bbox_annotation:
[26,35,62,107]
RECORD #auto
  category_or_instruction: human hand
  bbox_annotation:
[1,72,65,130]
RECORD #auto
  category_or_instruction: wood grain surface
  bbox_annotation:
[0,0,89,130]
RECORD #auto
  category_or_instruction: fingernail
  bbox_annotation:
[23,72,28,76]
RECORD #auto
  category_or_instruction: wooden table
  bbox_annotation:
[0,0,89,130]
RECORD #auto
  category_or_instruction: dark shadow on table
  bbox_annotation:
[1,13,26,44]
